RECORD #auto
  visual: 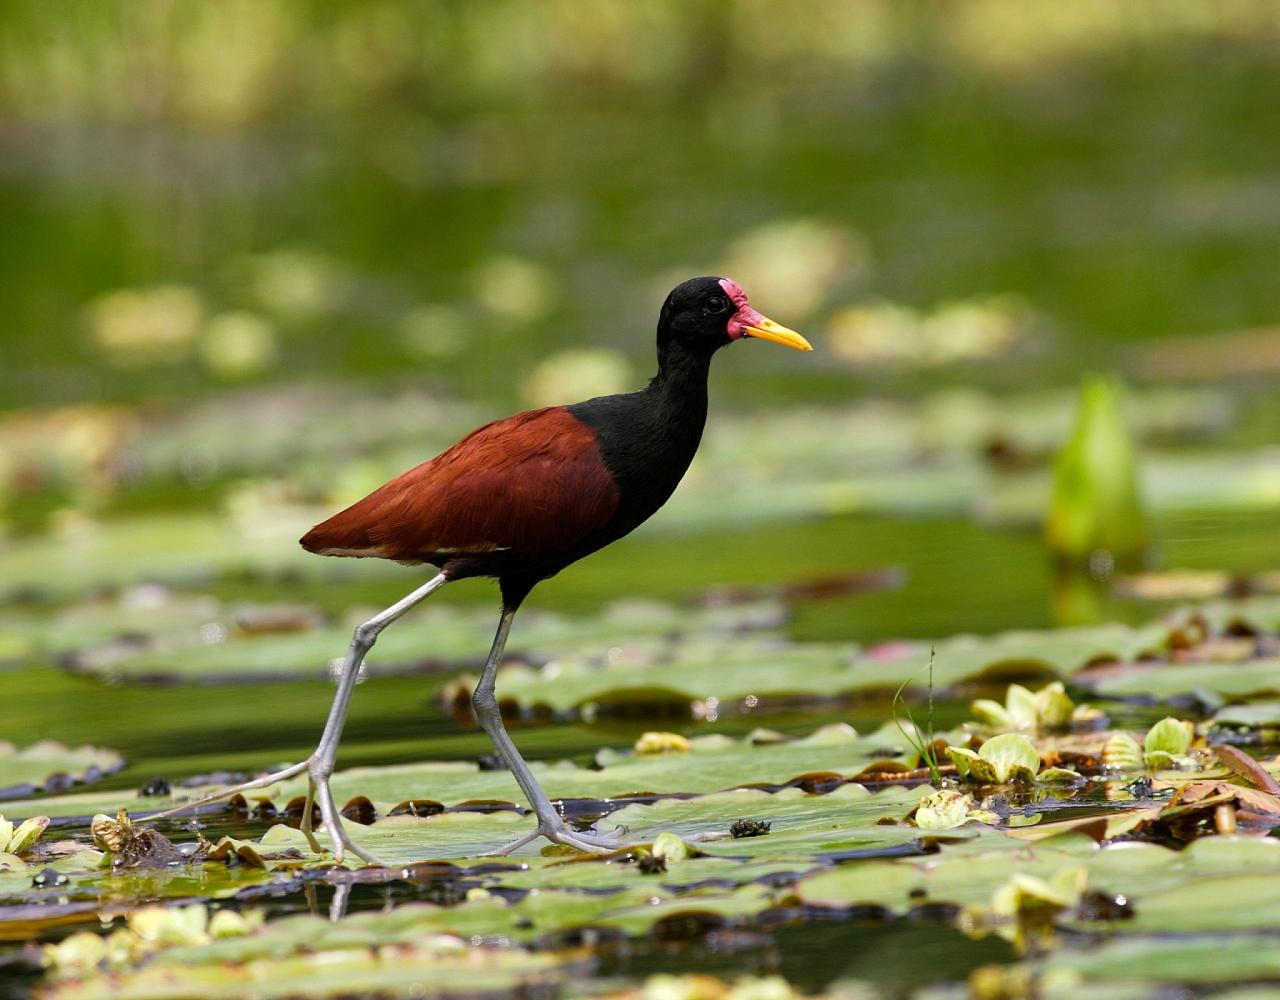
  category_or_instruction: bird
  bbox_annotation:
[150,276,810,864]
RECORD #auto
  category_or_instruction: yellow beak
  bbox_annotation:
[742,314,813,352]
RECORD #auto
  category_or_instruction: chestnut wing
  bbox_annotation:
[300,406,619,561]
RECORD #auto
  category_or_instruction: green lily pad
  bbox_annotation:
[6,784,926,941]
[488,624,1162,714]
[2,724,933,823]
[244,783,928,872]
[39,930,586,999]
[1039,935,1280,988]
[1088,872,1280,934]
[1209,701,1280,730]
[0,741,124,799]
[0,513,375,602]
[796,834,1280,916]
[49,597,781,682]
[1193,596,1280,635]
[1088,658,1280,700]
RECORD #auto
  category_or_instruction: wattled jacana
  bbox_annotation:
[152,276,810,863]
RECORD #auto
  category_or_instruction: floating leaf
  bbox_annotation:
[1088,658,1280,701]
[0,814,48,857]
[487,623,1163,716]
[1143,717,1194,769]
[40,912,580,998]
[1035,767,1083,785]
[1034,683,1077,728]
[949,734,1041,784]
[915,789,982,831]
[651,833,694,864]
[39,597,782,683]
[990,866,1087,920]
[970,699,1015,730]
[1101,733,1144,771]
[974,732,1040,784]
[971,682,1076,732]
[4,724,936,824]
[0,741,124,800]
[1039,933,1280,989]
[634,732,691,755]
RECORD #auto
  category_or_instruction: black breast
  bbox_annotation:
[568,385,707,547]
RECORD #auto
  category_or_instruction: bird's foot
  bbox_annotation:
[484,820,636,856]
[138,757,384,867]
[302,764,386,868]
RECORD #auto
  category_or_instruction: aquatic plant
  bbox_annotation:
[1045,376,1150,572]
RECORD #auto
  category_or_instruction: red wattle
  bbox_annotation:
[719,278,758,339]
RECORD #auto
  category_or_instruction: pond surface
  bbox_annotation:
[6,507,1276,796]
[3,7,1280,997]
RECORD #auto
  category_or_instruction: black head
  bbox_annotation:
[656,276,811,363]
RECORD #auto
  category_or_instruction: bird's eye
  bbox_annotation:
[705,296,728,315]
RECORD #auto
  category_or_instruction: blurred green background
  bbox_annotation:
[5,0,1280,407]
[2,0,1280,753]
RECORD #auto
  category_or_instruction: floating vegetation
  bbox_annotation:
[85,285,206,368]
[0,814,48,862]
[2,595,1280,996]
[913,789,993,831]
[634,731,692,755]
[826,294,1036,368]
[1045,376,1150,572]
[3,724,943,824]
[970,682,1078,732]
[947,734,1043,785]
[90,809,187,870]
[455,597,1280,715]
[4,6,1280,996]
[0,742,125,801]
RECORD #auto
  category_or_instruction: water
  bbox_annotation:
[4,509,1272,797]
[4,7,1280,995]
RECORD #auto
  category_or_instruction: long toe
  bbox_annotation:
[486,822,637,856]
[336,831,386,867]
[314,817,385,867]
[554,828,638,853]
[309,772,386,867]
[141,759,310,823]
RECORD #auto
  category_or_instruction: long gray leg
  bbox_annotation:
[303,572,452,864]
[145,573,451,866]
[473,608,634,855]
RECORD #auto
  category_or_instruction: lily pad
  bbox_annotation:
[485,624,1163,715]
[0,741,124,800]
[1087,658,1280,700]
[39,930,586,999]
[241,783,929,872]
[7,594,784,682]
[1,724,937,823]
[1209,701,1280,731]
[1039,934,1280,988]
[795,834,1280,914]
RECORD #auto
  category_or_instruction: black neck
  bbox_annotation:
[564,339,714,561]
[648,341,712,428]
